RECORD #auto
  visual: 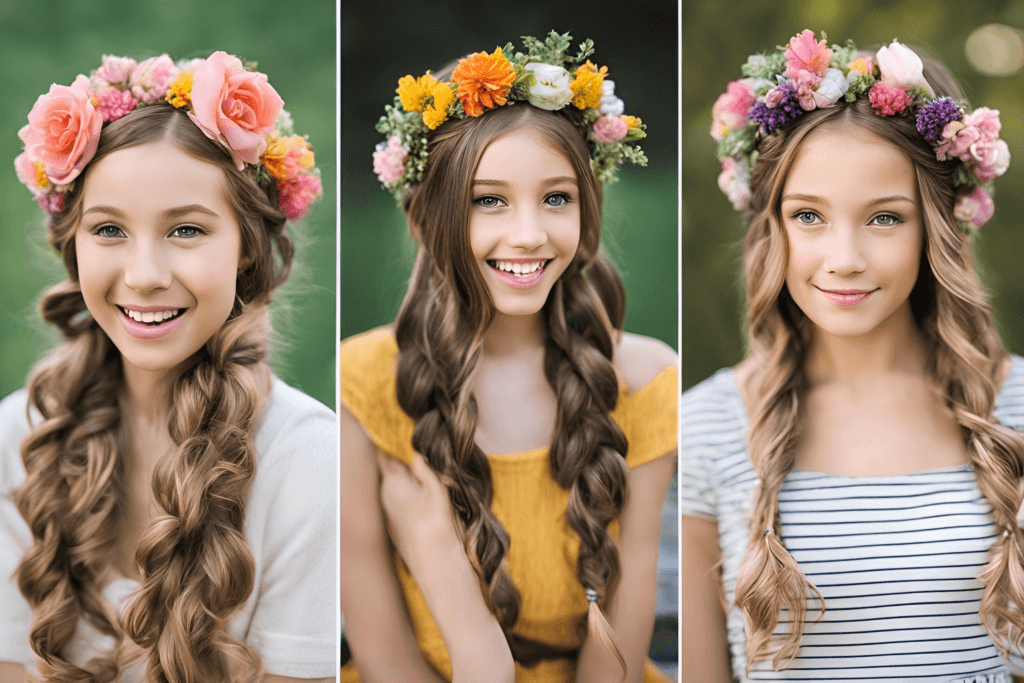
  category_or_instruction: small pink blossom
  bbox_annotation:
[793,70,822,111]
[373,136,407,184]
[784,29,833,79]
[961,107,1001,142]
[96,89,138,122]
[592,115,628,143]
[710,79,756,140]
[278,173,322,220]
[129,54,178,103]
[36,192,64,213]
[18,75,103,185]
[953,186,994,229]
[14,152,46,194]
[971,139,1011,181]
[94,55,137,87]
[869,82,912,116]
[718,157,751,213]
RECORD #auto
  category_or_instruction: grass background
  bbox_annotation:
[0,0,336,407]
[682,0,1024,390]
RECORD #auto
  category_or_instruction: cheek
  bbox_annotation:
[785,234,818,284]
[74,234,112,304]
[185,245,240,318]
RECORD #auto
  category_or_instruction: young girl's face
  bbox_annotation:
[780,125,924,342]
[469,125,581,318]
[74,139,242,376]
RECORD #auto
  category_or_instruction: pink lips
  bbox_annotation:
[488,258,549,290]
[818,288,875,306]
[117,305,187,340]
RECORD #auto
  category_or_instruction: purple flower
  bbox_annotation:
[749,82,804,134]
[916,98,962,141]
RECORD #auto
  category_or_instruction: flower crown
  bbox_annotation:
[15,51,323,220]
[712,31,1010,232]
[373,31,648,200]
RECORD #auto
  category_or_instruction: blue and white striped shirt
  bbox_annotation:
[681,356,1024,682]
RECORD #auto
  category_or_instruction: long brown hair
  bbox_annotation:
[14,103,293,682]
[733,61,1024,670]
[394,103,630,670]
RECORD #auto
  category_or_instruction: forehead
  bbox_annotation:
[80,139,232,213]
[783,125,917,200]
[474,126,576,181]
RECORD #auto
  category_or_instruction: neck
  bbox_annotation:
[482,310,547,358]
[804,303,929,384]
[121,361,178,427]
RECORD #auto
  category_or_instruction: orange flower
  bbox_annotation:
[570,61,608,110]
[452,47,516,117]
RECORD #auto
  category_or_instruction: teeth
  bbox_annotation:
[492,260,544,275]
[121,307,182,324]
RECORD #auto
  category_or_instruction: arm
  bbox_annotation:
[681,515,731,683]
[0,663,25,683]
[575,450,676,683]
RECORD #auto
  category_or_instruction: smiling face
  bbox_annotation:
[469,125,581,318]
[780,125,924,342]
[75,138,241,376]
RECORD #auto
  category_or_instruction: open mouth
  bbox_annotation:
[486,259,552,277]
[117,306,187,326]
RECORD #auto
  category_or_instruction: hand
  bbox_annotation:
[377,452,464,580]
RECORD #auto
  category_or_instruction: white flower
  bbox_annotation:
[275,109,295,135]
[876,40,934,96]
[599,80,625,116]
[811,68,849,108]
[524,63,573,110]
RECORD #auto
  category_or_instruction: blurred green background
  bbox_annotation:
[340,0,678,351]
[0,1,336,408]
[683,0,1024,390]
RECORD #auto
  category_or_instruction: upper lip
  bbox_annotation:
[488,257,550,263]
[116,304,186,312]
[815,287,876,294]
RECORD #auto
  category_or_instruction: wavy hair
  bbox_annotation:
[13,103,293,682]
[393,103,630,672]
[733,59,1024,671]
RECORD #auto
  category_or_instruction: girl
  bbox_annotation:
[0,53,335,682]
[340,33,678,683]
[682,31,1023,682]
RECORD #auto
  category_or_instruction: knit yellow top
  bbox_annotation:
[339,328,677,683]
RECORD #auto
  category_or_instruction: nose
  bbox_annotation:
[823,224,867,276]
[505,207,548,251]
[123,239,172,293]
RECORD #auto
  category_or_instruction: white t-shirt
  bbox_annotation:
[0,378,337,679]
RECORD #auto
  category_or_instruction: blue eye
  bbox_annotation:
[545,192,570,207]
[171,225,205,238]
[475,196,501,208]
[94,224,124,238]
[870,213,901,227]
[794,211,819,225]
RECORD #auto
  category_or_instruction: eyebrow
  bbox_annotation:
[81,204,221,220]
[472,175,578,188]
[780,193,916,206]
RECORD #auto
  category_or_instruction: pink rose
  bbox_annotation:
[92,55,137,92]
[188,52,284,169]
[953,187,994,229]
[129,54,178,103]
[936,121,982,161]
[710,79,756,140]
[971,139,1010,181]
[784,29,833,79]
[592,115,628,143]
[373,136,407,184]
[793,70,822,111]
[961,107,1001,142]
[18,75,103,185]
[869,82,912,116]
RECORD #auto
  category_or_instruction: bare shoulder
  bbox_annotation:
[614,332,679,392]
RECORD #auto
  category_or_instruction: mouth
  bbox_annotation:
[815,287,877,306]
[486,259,552,290]
[117,305,187,325]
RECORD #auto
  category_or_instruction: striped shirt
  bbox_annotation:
[681,355,1024,682]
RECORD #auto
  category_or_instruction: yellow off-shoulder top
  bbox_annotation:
[340,328,677,683]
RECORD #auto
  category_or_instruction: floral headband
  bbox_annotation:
[712,31,1010,232]
[373,31,648,201]
[15,51,322,220]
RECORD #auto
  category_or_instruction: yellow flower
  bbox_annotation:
[34,162,49,189]
[570,61,608,110]
[422,84,454,130]
[622,115,642,129]
[848,58,870,76]
[166,70,193,108]
[397,73,441,113]
[261,133,315,182]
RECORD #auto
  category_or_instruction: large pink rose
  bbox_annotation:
[971,139,1010,181]
[784,29,833,79]
[18,75,103,184]
[710,79,756,140]
[961,107,1001,142]
[188,52,284,169]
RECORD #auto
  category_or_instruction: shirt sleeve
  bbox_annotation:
[620,366,679,469]
[678,382,719,521]
[245,393,337,678]
[0,390,37,665]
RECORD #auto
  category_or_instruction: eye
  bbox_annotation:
[171,224,206,238]
[793,210,820,225]
[869,213,902,228]
[544,192,571,208]
[474,195,503,209]
[93,224,125,238]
